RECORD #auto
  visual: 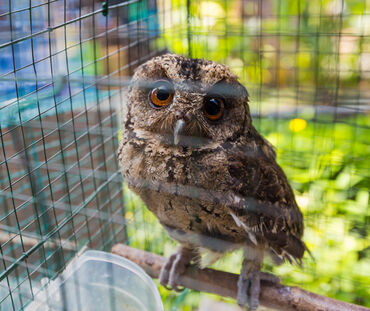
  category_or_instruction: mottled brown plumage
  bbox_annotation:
[118,54,307,310]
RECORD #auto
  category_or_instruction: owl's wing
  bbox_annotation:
[227,147,308,264]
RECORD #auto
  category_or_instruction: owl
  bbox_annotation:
[118,54,308,310]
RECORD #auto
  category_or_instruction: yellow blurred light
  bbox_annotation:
[200,1,224,18]
[289,118,307,132]
[296,195,309,211]
[126,211,134,223]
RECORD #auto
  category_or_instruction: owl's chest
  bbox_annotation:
[119,136,190,186]
[119,136,246,243]
[120,134,229,186]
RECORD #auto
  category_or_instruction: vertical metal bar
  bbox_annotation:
[114,0,128,247]
[77,0,93,250]
[45,0,67,287]
[91,0,111,251]
[0,127,18,311]
[7,0,45,307]
[186,0,192,57]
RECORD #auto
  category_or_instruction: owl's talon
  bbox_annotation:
[173,285,185,292]
[237,271,260,311]
[249,271,261,311]
[159,247,192,291]
[159,253,176,287]
[237,269,280,310]
[237,275,250,307]
[162,284,173,291]
[160,284,184,292]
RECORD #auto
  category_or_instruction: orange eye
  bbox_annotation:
[203,98,225,121]
[149,80,174,108]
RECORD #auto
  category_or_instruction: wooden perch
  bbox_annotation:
[112,244,369,311]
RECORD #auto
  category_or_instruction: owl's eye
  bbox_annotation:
[203,98,225,121]
[149,80,174,108]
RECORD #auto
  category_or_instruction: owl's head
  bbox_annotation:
[126,54,251,147]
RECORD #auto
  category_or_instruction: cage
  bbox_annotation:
[0,0,369,310]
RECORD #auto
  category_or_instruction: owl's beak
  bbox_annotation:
[173,119,186,145]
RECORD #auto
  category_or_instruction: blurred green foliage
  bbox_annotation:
[125,0,370,309]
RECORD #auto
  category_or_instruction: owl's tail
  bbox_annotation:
[269,234,312,266]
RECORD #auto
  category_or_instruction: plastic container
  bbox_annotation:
[26,250,164,311]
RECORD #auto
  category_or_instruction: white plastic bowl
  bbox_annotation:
[26,250,164,311]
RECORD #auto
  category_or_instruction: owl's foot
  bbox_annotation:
[159,247,193,292]
[237,262,280,310]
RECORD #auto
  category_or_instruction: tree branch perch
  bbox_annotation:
[111,244,369,311]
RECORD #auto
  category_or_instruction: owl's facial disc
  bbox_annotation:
[140,77,247,147]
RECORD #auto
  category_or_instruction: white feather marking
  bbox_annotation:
[229,212,258,245]
[280,250,299,265]
[271,248,284,260]
[230,211,242,227]
[232,194,242,206]
[174,119,186,145]
[247,232,257,246]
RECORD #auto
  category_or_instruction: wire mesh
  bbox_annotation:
[0,0,369,310]
[0,0,158,309]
